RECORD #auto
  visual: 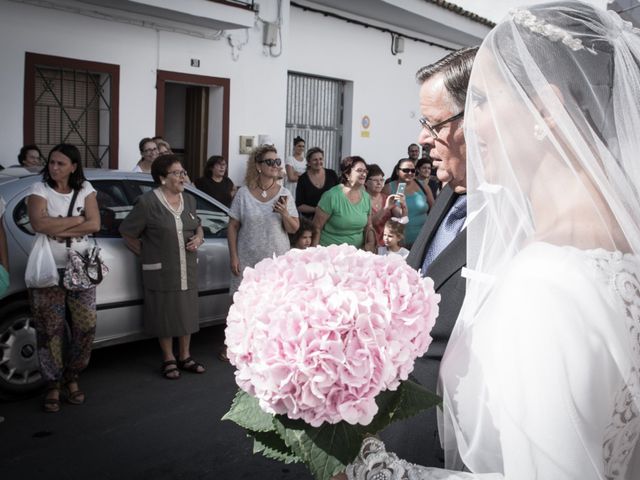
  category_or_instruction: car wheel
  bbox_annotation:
[0,301,44,396]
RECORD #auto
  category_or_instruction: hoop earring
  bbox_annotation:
[534,124,547,141]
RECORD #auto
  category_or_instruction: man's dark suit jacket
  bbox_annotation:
[407,183,466,361]
[381,184,467,467]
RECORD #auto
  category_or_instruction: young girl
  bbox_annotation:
[378,219,409,259]
[290,217,313,249]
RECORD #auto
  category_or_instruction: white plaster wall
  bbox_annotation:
[288,6,452,177]
[0,0,491,183]
[0,0,287,184]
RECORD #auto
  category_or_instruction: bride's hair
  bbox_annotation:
[492,1,619,156]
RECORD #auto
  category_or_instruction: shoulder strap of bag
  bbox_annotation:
[65,189,81,248]
[414,179,428,197]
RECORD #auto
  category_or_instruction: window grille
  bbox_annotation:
[285,72,344,172]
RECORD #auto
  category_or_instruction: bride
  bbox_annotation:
[347,2,640,479]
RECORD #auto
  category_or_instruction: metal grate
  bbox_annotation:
[34,67,112,168]
[285,72,344,173]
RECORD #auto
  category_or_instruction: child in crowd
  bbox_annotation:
[378,219,409,259]
[290,217,313,249]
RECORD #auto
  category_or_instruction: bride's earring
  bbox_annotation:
[534,124,547,141]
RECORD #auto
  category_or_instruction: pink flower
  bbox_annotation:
[225,244,440,426]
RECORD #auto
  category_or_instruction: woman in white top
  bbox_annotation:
[284,136,307,201]
[27,144,100,413]
[132,137,158,173]
[346,2,640,479]
[228,145,299,295]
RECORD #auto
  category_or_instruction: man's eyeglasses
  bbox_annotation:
[167,170,188,177]
[257,158,282,167]
[419,110,465,139]
[399,168,416,174]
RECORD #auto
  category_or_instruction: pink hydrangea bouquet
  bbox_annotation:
[222,244,440,480]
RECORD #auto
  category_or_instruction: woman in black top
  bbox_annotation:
[194,155,236,207]
[295,147,338,219]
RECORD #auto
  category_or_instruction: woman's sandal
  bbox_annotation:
[64,387,86,405]
[161,360,181,380]
[177,357,206,374]
[217,349,229,363]
[43,384,61,413]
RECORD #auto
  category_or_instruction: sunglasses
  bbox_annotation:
[399,168,416,174]
[257,158,282,167]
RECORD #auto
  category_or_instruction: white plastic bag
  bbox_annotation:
[24,234,59,288]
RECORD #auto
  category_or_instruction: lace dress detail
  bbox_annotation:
[587,251,640,480]
[347,438,500,480]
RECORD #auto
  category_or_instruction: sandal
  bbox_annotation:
[217,348,229,363]
[43,384,61,413]
[161,360,181,380]
[64,388,86,405]
[63,380,86,405]
[177,357,206,374]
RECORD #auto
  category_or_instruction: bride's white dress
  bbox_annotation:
[348,243,640,480]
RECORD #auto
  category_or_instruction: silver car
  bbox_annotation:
[0,168,232,395]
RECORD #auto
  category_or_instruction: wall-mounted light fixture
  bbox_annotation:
[391,33,405,55]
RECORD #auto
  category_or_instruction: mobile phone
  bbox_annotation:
[395,182,406,205]
[279,195,287,204]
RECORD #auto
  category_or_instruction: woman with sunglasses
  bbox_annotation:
[120,155,206,379]
[383,158,434,248]
[228,145,299,296]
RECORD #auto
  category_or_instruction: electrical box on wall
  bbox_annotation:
[239,135,255,154]
[263,22,278,47]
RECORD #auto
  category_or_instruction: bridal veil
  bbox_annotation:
[439,2,640,479]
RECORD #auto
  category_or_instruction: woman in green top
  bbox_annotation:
[312,156,373,249]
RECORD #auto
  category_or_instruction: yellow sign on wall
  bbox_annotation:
[361,115,371,138]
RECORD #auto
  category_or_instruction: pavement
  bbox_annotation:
[0,325,309,479]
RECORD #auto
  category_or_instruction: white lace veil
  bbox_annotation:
[439,1,640,477]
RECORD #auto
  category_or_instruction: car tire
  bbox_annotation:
[0,300,44,397]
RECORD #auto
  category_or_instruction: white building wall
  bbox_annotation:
[288,5,454,176]
[0,0,486,182]
[0,0,286,184]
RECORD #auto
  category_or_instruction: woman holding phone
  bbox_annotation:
[384,158,434,248]
[227,145,299,296]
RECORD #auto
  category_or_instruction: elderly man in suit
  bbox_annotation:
[381,45,478,467]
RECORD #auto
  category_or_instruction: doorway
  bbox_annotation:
[155,71,230,179]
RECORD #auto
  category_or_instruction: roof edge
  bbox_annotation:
[425,0,496,28]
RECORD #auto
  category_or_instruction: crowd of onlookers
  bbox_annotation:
[0,136,441,411]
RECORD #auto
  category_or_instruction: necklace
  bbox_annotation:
[257,178,276,198]
[309,169,325,189]
[157,188,183,218]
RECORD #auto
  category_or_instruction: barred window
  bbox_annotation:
[25,53,120,168]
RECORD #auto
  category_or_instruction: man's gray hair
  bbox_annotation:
[416,46,479,110]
